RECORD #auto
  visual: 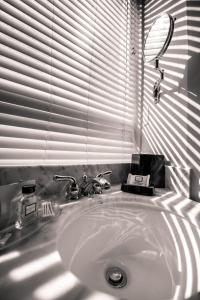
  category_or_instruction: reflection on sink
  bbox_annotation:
[57,200,200,300]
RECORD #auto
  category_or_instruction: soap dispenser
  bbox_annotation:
[15,184,38,230]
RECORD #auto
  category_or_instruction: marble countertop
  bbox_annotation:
[0,186,200,300]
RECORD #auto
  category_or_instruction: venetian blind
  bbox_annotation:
[0,0,139,166]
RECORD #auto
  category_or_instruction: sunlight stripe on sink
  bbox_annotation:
[9,251,61,281]
[85,292,117,300]
[34,271,80,300]
[34,272,117,300]
[0,251,20,264]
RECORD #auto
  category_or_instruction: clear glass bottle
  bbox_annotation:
[15,184,38,230]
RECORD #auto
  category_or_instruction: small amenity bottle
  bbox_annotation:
[15,184,38,230]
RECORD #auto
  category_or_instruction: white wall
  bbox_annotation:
[141,0,200,201]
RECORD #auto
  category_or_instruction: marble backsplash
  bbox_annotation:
[0,163,130,189]
[0,163,131,230]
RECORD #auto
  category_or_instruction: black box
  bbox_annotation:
[131,154,165,188]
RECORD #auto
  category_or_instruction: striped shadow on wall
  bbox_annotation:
[142,0,200,201]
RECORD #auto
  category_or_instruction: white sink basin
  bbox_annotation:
[57,199,200,300]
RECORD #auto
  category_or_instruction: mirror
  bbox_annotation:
[144,13,175,63]
[143,13,175,103]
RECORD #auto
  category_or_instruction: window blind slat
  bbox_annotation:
[1,29,129,91]
[0,0,140,165]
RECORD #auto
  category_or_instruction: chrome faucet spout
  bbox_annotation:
[53,175,79,200]
[53,175,76,185]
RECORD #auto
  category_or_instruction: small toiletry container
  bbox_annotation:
[38,200,61,219]
[15,184,38,230]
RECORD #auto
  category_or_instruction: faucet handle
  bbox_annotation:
[96,170,112,178]
[102,170,112,177]
[95,170,112,189]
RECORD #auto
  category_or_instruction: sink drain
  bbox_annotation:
[105,267,127,288]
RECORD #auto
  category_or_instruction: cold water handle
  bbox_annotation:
[95,170,112,190]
